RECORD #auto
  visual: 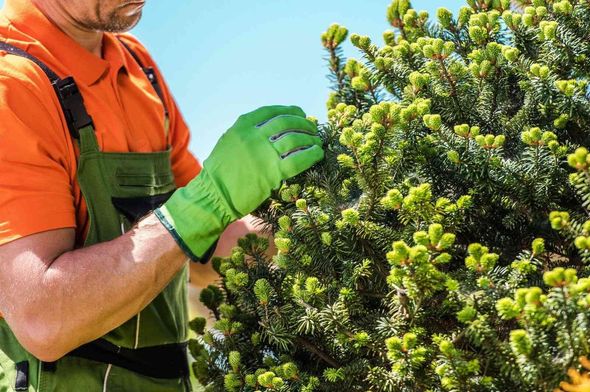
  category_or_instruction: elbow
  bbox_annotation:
[27,345,66,363]
[20,325,69,362]
[8,312,71,362]
[26,341,68,363]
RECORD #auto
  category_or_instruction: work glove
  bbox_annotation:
[155,105,324,262]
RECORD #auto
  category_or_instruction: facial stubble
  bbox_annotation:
[79,3,143,33]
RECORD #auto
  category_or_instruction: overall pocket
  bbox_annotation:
[115,170,174,193]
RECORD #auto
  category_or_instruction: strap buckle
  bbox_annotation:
[53,77,94,139]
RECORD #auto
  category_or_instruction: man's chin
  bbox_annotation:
[103,13,142,33]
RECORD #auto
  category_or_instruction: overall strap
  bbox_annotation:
[116,37,169,115]
[0,41,94,141]
[117,37,171,145]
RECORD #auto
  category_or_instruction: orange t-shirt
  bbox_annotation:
[0,0,202,247]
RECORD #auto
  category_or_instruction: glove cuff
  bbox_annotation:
[154,169,237,262]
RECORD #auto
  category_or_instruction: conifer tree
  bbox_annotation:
[189,0,590,390]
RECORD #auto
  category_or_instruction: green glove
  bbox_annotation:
[155,105,324,261]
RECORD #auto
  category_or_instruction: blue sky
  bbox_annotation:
[131,0,464,159]
[2,0,464,159]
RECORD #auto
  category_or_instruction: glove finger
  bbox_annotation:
[239,105,306,126]
[272,132,323,157]
[260,115,318,139]
[279,144,325,179]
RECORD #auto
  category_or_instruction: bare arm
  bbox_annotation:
[188,215,277,324]
[190,214,277,294]
[0,213,186,362]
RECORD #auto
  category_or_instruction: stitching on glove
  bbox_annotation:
[269,129,317,142]
[280,145,315,160]
[255,114,297,128]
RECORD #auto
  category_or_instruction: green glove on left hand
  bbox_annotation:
[155,105,324,262]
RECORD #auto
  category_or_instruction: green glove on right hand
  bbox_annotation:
[155,105,324,261]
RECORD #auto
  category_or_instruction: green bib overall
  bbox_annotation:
[0,40,200,391]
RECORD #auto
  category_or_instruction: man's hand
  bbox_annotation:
[155,105,324,262]
[0,215,187,362]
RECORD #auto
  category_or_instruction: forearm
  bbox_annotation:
[189,215,277,325]
[190,214,277,289]
[7,214,186,361]
[189,217,251,288]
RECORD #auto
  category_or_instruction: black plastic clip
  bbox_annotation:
[52,77,94,140]
[14,361,28,391]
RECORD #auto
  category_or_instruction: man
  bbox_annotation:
[0,0,324,390]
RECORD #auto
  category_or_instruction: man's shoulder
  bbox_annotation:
[0,44,59,104]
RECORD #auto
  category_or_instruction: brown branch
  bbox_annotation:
[296,337,340,368]
[438,57,459,99]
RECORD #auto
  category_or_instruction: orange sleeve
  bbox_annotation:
[0,72,76,246]
[117,33,203,188]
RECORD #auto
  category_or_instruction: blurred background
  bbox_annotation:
[1,0,464,160]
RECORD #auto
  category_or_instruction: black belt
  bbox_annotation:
[62,338,189,379]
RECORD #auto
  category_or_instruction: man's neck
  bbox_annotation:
[31,0,103,57]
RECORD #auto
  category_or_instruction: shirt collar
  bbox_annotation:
[2,0,129,86]
[103,32,129,78]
